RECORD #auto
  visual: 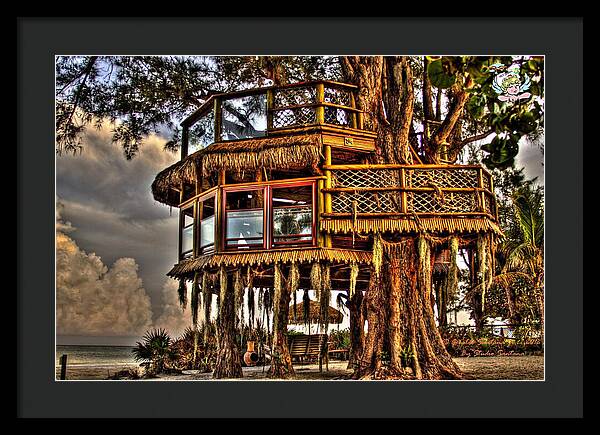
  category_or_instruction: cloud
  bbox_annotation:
[56,120,180,324]
[153,279,192,338]
[56,215,154,336]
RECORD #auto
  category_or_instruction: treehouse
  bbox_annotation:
[151,80,501,295]
[151,79,505,378]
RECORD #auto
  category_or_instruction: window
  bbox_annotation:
[188,110,215,154]
[225,189,265,249]
[180,205,194,259]
[272,184,314,245]
[220,95,267,141]
[198,195,216,254]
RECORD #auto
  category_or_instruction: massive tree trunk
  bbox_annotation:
[347,288,365,369]
[343,55,463,380]
[213,267,243,378]
[268,264,295,378]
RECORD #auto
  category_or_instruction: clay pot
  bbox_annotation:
[243,341,259,366]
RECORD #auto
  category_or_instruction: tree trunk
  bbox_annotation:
[347,289,365,370]
[343,56,462,379]
[268,265,295,378]
[213,269,243,378]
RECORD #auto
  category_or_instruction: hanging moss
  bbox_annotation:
[177,278,187,309]
[372,232,383,277]
[233,268,244,326]
[477,234,488,313]
[201,272,211,328]
[273,263,283,323]
[288,262,300,322]
[247,286,255,330]
[445,237,459,301]
[319,264,331,333]
[245,265,254,290]
[191,272,202,327]
[310,262,322,303]
[349,262,359,299]
[219,266,228,319]
[302,288,311,330]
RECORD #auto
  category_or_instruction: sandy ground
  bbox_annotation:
[58,356,543,381]
[152,355,544,381]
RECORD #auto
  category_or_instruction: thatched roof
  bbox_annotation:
[152,134,323,206]
[320,216,503,236]
[167,247,372,279]
[288,300,344,325]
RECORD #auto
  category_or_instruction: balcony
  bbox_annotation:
[320,164,500,235]
[180,80,372,158]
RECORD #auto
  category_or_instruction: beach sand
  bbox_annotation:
[57,355,543,381]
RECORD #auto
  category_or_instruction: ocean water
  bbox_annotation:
[55,345,140,380]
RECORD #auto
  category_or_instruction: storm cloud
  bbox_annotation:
[56,207,154,336]
[56,120,181,324]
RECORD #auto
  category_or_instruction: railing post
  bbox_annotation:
[215,187,223,253]
[477,168,486,213]
[324,143,332,248]
[214,97,222,142]
[400,167,408,214]
[266,89,274,132]
[315,83,325,125]
[349,91,358,129]
[488,172,498,221]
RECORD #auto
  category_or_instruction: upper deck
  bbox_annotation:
[150,81,500,278]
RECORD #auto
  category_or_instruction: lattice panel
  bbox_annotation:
[274,87,316,107]
[407,191,480,214]
[482,173,491,191]
[407,168,479,189]
[324,107,354,127]
[332,191,401,214]
[324,87,352,106]
[484,194,494,215]
[331,169,399,189]
[272,107,316,128]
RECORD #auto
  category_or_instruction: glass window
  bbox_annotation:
[188,111,215,154]
[272,185,313,245]
[198,196,216,254]
[180,206,194,258]
[225,189,264,249]
[220,94,267,141]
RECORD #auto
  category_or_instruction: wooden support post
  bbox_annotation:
[315,83,325,125]
[324,143,332,248]
[195,200,203,257]
[349,91,358,129]
[317,178,325,247]
[59,354,67,380]
[215,188,223,253]
[178,182,184,261]
[477,168,486,213]
[400,167,408,213]
[489,173,498,221]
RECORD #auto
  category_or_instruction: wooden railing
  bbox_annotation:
[322,164,498,220]
[179,80,364,158]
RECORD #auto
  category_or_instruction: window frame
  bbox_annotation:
[196,190,217,255]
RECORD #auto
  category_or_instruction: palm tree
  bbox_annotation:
[132,328,177,375]
[491,186,544,330]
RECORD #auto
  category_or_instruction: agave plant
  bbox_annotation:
[132,328,177,375]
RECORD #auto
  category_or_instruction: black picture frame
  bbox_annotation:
[18,17,583,419]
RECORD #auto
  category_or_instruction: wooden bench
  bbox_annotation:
[287,333,329,372]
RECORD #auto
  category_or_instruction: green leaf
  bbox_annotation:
[427,59,456,89]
